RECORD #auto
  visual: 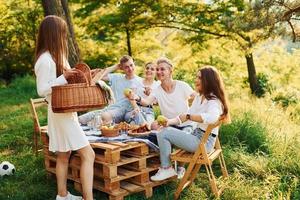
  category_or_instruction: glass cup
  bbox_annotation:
[92,115,102,131]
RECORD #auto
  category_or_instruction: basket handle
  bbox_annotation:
[75,63,92,85]
[65,68,89,84]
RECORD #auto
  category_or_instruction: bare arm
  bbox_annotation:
[138,95,156,106]
[99,64,121,81]
[129,99,140,112]
[179,114,203,124]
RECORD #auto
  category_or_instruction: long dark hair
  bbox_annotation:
[200,66,230,120]
[35,15,68,77]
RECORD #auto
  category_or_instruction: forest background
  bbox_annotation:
[0,0,300,199]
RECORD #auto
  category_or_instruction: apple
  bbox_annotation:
[123,88,133,97]
[157,115,167,126]
[101,125,108,129]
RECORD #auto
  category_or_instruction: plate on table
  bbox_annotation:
[127,130,152,137]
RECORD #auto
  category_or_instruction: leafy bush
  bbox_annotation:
[220,112,269,154]
[242,73,273,97]
[272,92,298,108]
[254,73,273,97]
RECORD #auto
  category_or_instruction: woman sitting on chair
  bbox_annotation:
[150,66,230,181]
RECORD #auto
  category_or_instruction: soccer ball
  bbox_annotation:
[0,161,16,176]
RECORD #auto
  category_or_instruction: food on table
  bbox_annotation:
[100,125,119,137]
[130,124,150,134]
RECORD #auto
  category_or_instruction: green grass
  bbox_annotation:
[0,75,300,199]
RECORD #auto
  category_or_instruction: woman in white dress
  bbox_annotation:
[34,15,95,200]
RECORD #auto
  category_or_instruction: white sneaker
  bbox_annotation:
[150,167,177,181]
[56,192,83,200]
[177,166,186,179]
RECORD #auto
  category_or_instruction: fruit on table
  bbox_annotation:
[102,125,108,129]
[157,115,167,126]
[123,88,133,97]
[101,125,114,130]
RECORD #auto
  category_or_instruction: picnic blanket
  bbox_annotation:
[84,129,159,151]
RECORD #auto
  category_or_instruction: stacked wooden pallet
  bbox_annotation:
[40,132,175,200]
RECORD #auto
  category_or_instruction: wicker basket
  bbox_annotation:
[51,63,108,113]
[100,128,120,137]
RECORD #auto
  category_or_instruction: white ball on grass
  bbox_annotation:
[0,161,16,176]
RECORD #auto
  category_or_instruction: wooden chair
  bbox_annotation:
[170,119,228,199]
[30,98,48,156]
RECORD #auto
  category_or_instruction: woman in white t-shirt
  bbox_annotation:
[34,16,94,200]
[124,62,160,125]
[150,66,230,181]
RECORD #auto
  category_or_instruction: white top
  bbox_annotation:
[152,80,194,119]
[108,73,144,102]
[188,94,223,136]
[34,52,68,102]
[34,51,89,152]
[141,80,160,98]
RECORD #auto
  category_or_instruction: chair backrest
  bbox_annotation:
[197,118,225,157]
[30,98,48,134]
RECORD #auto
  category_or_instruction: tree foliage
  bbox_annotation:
[0,0,42,83]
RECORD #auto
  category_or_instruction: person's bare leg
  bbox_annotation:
[77,145,95,200]
[56,151,71,197]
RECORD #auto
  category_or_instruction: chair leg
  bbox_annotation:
[186,164,202,187]
[205,164,219,197]
[219,153,228,178]
[33,131,38,156]
[174,162,196,200]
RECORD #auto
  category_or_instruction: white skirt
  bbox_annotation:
[47,104,89,152]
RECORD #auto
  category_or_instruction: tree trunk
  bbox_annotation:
[126,27,132,56]
[245,53,258,94]
[41,0,60,16]
[41,0,81,66]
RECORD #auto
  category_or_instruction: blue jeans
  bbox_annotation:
[124,106,155,125]
[78,105,153,125]
[78,106,127,125]
[157,127,216,167]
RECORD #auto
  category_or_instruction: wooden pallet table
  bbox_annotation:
[40,132,176,200]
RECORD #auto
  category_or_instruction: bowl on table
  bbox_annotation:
[100,127,120,137]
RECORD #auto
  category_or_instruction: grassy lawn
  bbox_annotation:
[1,75,300,200]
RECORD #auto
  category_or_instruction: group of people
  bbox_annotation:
[34,15,230,200]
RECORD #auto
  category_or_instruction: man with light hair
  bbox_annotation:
[79,55,146,125]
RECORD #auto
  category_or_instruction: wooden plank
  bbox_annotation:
[109,142,129,148]
[105,151,120,163]
[104,179,120,192]
[118,168,138,176]
[103,165,118,178]
[91,142,120,150]
[122,158,146,171]
[120,181,143,193]
[209,149,222,161]
[129,172,149,184]
[125,142,139,145]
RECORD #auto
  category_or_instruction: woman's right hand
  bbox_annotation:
[63,69,79,80]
